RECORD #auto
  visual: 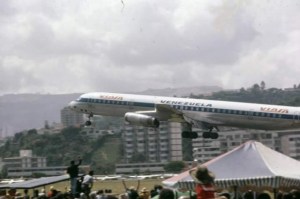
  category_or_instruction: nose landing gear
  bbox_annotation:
[85,113,93,126]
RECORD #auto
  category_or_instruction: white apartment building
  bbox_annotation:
[192,129,283,163]
[2,150,68,177]
[122,121,182,163]
[279,130,300,160]
[4,150,47,169]
[61,107,84,127]
[120,121,300,174]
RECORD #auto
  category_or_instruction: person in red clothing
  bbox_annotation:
[189,165,216,199]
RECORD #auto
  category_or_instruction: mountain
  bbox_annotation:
[0,86,222,137]
[0,93,82,137]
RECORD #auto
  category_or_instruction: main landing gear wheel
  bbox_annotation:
[85,120,92,126]
[202,132,219,139]
[181,131,198,139]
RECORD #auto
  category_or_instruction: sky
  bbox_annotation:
[1,0,300,95]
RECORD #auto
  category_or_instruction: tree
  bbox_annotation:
[27,129,38,135]
[260,81,266,90]
[252,83,260,92]
[0,165,8,178]
[44,120,50,129]
[164,161,185,173]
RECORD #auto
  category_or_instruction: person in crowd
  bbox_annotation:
[23,189,30,199]
[0,190,6,199]
[243,190,254,199]
[89,192,97,199]
[48,186,57,198]
[106,196,118,199]
[67,156,82,196]
[219,192,231,199]
[96,190,106,199]
[31,190,39,199]
[38,189,47,199]
[82,170,94,199]
[189,165,216,199]
[122,180,140,199]
[276,191,283,199]
[14,192,22,199]
[150,185,163,198]
[76,176,84,195]
[290,190,300,199]
[158,188,175,199]
[257,192,271,199]
[7,189,16,199]
[282,192,293,199]
[139,187,149,199]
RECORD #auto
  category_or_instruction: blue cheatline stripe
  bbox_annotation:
[78,98,296,121]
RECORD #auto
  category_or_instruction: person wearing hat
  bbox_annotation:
[189,165,216,199]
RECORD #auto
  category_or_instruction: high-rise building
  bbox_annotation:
[119,120,300,174]
[279,130,300,160]
[121,121,182,163]
[60,107,84,127]
[192,129,282,163]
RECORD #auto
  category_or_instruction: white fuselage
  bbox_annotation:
[68,92,300,130]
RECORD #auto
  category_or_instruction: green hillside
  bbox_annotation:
[0,127,122,175]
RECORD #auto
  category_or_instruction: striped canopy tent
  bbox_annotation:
[163,140,300,190]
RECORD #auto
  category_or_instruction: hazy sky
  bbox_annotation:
[1,0,300,95]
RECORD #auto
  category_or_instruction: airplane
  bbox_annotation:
[68,92,300,139]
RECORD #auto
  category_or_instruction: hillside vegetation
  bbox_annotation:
[191,82,300,106]
[0,127,122,175]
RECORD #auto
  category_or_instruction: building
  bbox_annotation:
[61,107,84,128]
[4,150,47,169]
[119,121,300,174]
[121,121,182,163]
[192,129,280,163]
[279,130,300,160]
[7,166,67,177]
[115,162,166,174]
[2,150,67,177]
[80,126,115,139]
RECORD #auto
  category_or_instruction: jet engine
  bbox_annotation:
[124,112,160,128]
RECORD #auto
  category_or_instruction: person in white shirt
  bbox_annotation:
[82,170,94,199]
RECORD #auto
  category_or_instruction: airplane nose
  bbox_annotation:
[68,101,77,110]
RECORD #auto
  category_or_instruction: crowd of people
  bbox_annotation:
[0,162,299,199]
[0,181,299,199]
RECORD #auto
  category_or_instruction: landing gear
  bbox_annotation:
[85,120,92,126]
[85,113,93,126]
[202,126,219,139]
[181,123,199,139]
[202,131,219,139]
[181,122,219,139]
[181,131,198,139]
